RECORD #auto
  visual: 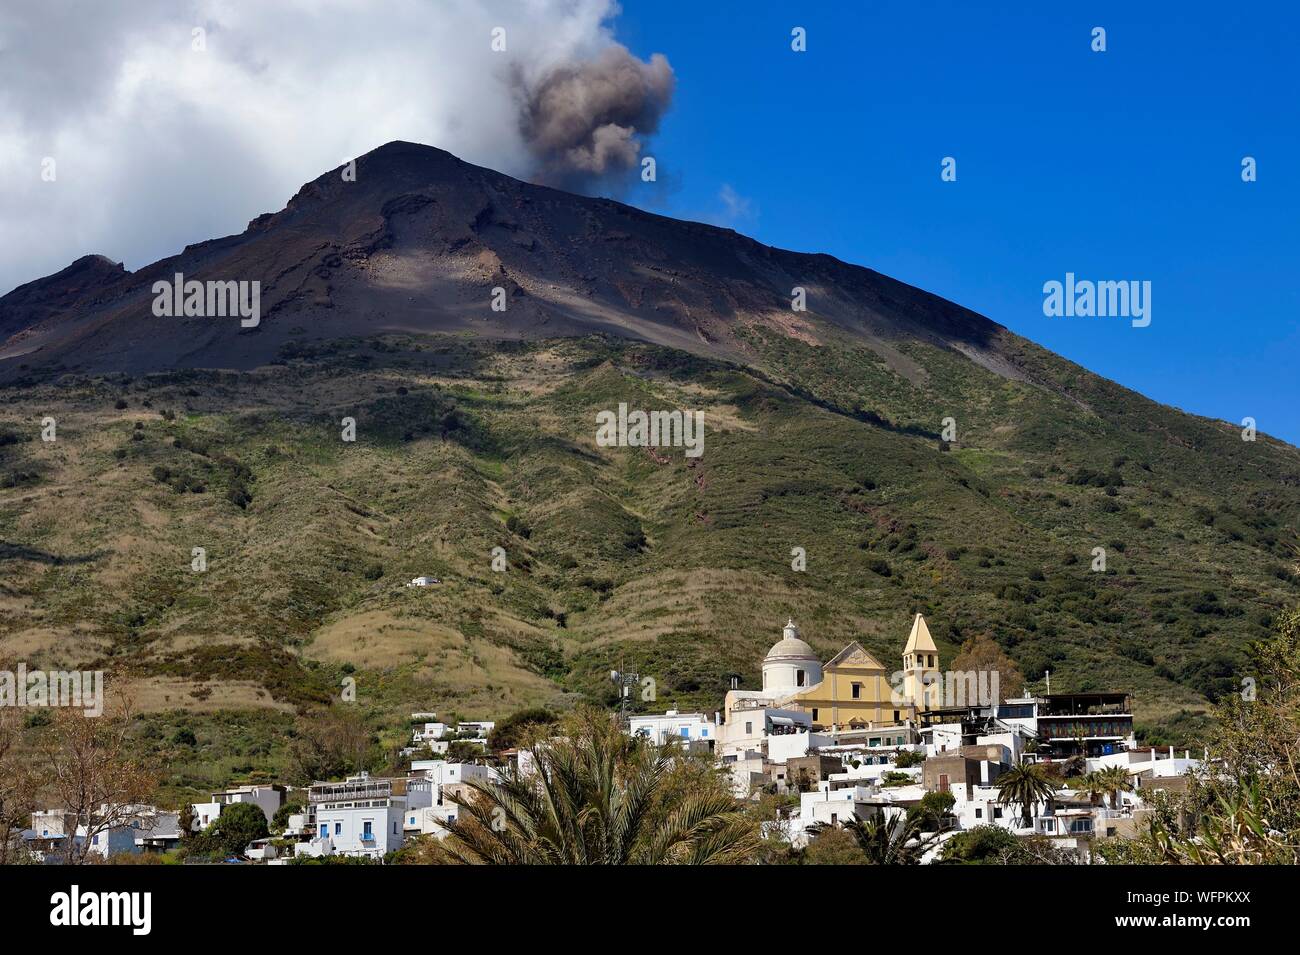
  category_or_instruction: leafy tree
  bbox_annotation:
[446,740,485,763]
[949,633,1024,700]
[38,694,157,864]
[801,826,868,865]
[1107,607,1300,864]
[893,748,924,768]
[486,708,558,751]
[194,802,269,858]
[939,825,1077,865]
[0,711,37,865]
[287,706,378,784]
[908,790,956,830]
[938,824,1020,863]
[271,800,304,836]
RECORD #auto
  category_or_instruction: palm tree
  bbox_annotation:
[435,710,759,864]
[1094,765,1135,809]
[811,810,938,865]
[996,762,1058,829]
[1073,771,1108,807]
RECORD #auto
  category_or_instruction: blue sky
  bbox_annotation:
[613,1,1300,444]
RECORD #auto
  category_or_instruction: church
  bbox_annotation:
[724,614,941,732]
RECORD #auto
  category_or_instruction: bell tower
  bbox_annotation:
[901,613,940,711]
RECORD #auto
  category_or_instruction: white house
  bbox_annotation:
[408,576,441,587]
[789,786,905,847]
[306,772,432,859]
[409,717,494,753]
[410,760,497,803]
[30,805,180,861]
[403,761,500,837]
[627,710,717,749]
[718,704,812,764]
[412,720,449,743]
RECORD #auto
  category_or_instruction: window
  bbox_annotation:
[334,822,342,835]
[679,727,690,738]
[701,728,708,737]
[851,682,862,700]
[409,816,416,825]
[893,710,900,722]
[796,669,806,687]
[928,654,935,668]
[993,807,1003,819]
[975,808,983,819]
[363,821,373,839]
[319,824,328,839]
[812,709,819,722]
[745,721,753,735]
[830,813,838,826]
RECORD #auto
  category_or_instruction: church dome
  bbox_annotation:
[765,620,817,662]
[762,619,822,694]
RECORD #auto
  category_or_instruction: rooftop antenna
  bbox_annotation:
[609,657,640,727]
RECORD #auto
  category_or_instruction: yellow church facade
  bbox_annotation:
[777,613,940,731]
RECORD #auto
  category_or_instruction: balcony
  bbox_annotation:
[309,778,399,805]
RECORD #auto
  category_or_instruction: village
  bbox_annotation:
[15,612,1202,865]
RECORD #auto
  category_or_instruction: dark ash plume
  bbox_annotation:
[519,45,674,192]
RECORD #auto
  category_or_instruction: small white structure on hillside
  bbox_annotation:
[408,576,441,587]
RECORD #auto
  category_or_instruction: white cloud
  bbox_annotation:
[718,184,754,221]
[0,0,641,293]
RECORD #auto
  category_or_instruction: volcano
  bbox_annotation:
[3,140,1022,384]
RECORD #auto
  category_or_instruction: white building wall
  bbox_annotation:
[313,801,408,858]
[627,711,716,747]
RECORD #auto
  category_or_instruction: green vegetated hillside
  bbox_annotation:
[2,331,1297,797]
